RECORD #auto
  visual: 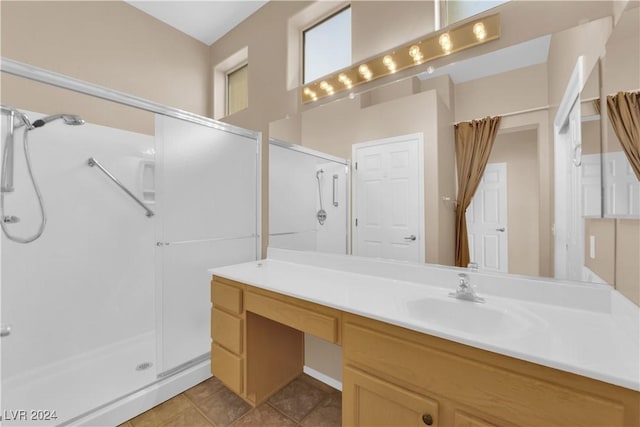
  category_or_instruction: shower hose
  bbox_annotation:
[1,119,47,243]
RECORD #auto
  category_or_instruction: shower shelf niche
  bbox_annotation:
[140,159,156,204]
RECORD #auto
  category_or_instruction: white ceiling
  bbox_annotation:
[126,1,268,45]
[417,35,552,84]
[126,1,551,84]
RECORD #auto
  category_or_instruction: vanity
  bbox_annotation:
[209,249,640,427]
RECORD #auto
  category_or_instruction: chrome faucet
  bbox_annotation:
[449,273,485,303]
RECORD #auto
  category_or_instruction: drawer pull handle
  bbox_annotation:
[422,414,433,425]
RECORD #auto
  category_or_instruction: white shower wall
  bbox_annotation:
[1,111,155,382]
[316,161,348,254]
[269,143,348,254]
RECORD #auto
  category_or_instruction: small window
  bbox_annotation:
[303,7,351,84]
[227,64,248,116]
[442,0,508,26]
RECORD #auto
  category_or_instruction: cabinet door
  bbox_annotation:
[343,367,438,427]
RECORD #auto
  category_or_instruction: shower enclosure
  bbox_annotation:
[0,59,261,426]
[268,138,349,255]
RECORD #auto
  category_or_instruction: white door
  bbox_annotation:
[352,134,424,263]
[466,163,508,272]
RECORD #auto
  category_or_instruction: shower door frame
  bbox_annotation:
[0,56,262,426]
[0,56,262,260]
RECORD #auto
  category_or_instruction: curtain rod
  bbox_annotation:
[455,104,550,125]
[456,88,640,125]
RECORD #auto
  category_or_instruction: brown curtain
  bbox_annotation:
[606,91,640,180]
[454,116,502,267]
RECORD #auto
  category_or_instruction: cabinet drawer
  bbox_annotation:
[211,343,243,394]
[211,279,243,314]
[212,307,243,354]
[245,291,338,343]
[344,366,439,427]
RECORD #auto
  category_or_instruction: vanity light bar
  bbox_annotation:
[301,13,501,104]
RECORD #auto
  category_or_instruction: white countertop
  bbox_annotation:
[209,248,640,392]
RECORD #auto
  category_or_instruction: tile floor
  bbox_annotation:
[119,374,341,427]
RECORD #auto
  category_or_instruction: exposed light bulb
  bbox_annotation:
[439,33,452,53]
[358,64,373,81]
[408,45,424,64]
[338,73,353,88]
[382,55,396,72]
[473,22,487,41]
[304,87,318,101]
[319,81,334,95]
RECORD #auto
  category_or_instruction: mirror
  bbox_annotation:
[585,5,640,304]
[268,5,639,300]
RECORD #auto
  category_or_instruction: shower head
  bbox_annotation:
[32,114,85,128]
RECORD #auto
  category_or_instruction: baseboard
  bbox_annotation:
[303,365,342,391]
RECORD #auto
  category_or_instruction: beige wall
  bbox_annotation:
[454,63,548,123]
[1,1,211,118]
[585,218,640,306]
[489,129,540,276]
[616,220,640,306]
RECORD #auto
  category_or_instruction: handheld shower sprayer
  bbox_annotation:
[1,105,85,243]
[32,114,85,128]
[316,169,327,225]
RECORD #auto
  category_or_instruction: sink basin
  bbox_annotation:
[405,296,541,340]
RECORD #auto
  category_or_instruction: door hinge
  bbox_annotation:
[355,218,358,227]
[355,162,358,171]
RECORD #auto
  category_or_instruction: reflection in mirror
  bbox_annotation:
[268,8,639,298]
[586,4,640,305]
[268,138,349,255]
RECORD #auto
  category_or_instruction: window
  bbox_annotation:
[227,64,248,116]
[213,47,247,120]
[442,0,508,27]
[303,6,351,84]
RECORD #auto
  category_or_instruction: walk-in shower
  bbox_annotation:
[0,58,261,426]
[1,105,85,244]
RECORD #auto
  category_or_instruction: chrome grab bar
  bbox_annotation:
[87,157,155,218]
[332,174,339,207]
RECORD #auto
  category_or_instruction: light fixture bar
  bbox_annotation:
[301,13,500,104]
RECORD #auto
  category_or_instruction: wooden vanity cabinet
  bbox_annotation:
[210,278,245,395]
[342,313,639,427]
[211,276,639,426]
[210,277,341,406]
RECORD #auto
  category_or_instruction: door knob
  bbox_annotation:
[404,235,417,241]
[496,227,505,232]
[422,414,433,425]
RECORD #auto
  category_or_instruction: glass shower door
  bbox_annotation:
[154,115,260,375]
